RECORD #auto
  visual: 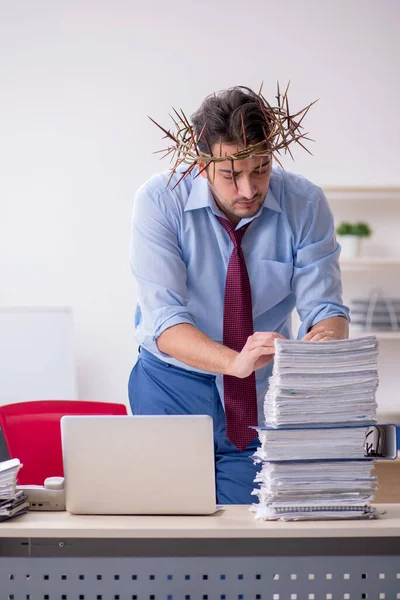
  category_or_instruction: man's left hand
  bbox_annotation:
[302,316,349,342]
[302,325,338,342]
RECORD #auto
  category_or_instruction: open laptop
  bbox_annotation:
[60,414,216,515]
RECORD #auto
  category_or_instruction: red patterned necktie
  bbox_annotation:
[217,217,258,451]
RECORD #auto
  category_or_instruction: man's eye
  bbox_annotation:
[254,170,268,176]
[223,176,233,180]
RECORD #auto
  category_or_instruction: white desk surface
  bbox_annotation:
[0,504,399,539]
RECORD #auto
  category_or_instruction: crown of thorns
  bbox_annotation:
[149,82,318,189]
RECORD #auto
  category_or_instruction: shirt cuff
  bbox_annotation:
[154,311,197,340]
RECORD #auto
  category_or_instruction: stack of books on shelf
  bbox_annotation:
[0,459,29,521]
[251,335,383,521]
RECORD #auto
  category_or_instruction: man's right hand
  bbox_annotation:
[156,324,286,379]
[229,332,287,379]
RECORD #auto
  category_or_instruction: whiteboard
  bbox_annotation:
[0,308,77,405]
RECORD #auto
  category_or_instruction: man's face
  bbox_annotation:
[200,142,272,226]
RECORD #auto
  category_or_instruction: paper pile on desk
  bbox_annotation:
[252,336,380,521]
[254,426,370,461]
[252,460,378,520]
[264,336,378,427]
[0,459,29,521]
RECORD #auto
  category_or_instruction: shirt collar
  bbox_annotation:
[184,171,282,215]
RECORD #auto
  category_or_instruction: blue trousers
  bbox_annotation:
[128,348,260,504]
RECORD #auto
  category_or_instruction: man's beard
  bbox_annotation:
[216,193,263,218]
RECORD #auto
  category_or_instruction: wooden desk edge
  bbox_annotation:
[0,504,400,539]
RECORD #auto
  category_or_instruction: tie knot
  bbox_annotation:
[217,217,250,249]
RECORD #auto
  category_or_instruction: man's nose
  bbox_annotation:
[237,178,257,199]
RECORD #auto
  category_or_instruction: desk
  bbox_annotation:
[1,505,400,598]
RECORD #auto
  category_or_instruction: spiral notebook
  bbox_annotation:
[253,503,379,521]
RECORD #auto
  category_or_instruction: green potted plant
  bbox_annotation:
[336,221,372,259]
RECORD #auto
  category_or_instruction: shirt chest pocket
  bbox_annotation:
[253,259,293,318]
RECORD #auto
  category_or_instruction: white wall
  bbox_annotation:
[0,308,77,404]
[1,1,399,410]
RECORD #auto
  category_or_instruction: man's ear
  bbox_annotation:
[198,161,217,184]
[198,161,208,179]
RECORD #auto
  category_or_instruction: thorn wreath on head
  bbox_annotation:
[148,82,318,189]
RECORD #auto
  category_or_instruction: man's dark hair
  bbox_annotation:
[191,86,269,155]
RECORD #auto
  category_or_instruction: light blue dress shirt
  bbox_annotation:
[130,165,350,423]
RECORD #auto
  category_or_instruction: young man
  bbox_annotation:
[128,85,349,504]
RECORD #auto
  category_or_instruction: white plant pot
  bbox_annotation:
[338,235,362,259]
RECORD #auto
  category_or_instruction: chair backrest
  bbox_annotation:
[0,400,127,485]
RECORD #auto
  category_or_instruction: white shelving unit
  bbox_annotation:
[324,187,400,203]
[341,258,400,270]
[350,331,400,341]
[324,186,400,417]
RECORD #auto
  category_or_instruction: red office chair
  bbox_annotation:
[0,400,128,485]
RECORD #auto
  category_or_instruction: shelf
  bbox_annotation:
[350,331,400,340]
[324,187,400,202]
[340,258,400,270]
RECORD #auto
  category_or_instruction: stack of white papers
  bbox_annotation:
[264,336,378,427]
[252,336,381,521]
[254,426,369,461]
[0,459,29,520]
[252,461,377,520]
[0,458,22,499]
